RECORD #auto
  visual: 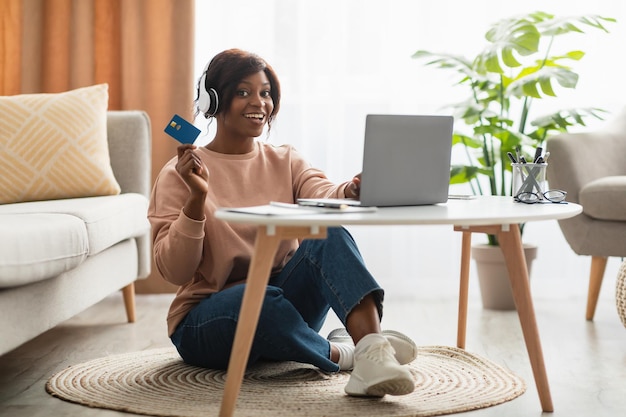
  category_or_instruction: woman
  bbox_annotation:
[148,48,417,397]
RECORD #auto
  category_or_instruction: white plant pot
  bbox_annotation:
[472,243,538,310]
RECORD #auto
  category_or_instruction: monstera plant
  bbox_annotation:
[413,11,615,245]
[413,11,616,309]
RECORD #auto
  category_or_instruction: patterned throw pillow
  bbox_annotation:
[0,84,120,204]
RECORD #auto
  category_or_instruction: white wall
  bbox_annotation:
[194,1,625,302]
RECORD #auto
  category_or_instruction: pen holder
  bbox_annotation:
[511,163,547,198]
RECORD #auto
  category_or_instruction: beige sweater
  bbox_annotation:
[148,142,350,335]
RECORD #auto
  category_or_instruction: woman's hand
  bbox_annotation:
[176,145,209,193]
[345,173,362,199]
[176,145,209,220]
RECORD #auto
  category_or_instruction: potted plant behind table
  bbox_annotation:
[413,11,615,309]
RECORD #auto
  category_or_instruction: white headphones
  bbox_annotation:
[197,69,219,117]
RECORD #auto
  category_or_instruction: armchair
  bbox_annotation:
[546,109,626,320]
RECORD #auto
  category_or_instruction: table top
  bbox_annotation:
[215,196,582,227]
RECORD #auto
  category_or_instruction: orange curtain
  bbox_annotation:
[0,0,21,95]
[1,0,195,292]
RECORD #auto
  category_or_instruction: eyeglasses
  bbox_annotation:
[514,190,567,204]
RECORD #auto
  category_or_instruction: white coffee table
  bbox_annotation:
[214,196,582,416]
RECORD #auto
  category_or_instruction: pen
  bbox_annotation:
[543,151,550,163]
[533,147,543,163]
[506,152,518,164]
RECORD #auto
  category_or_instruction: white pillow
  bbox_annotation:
[0,84,120,204]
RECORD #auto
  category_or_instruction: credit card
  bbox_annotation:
[164,114,201,144]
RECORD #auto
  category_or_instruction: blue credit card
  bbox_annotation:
[164,114,201,144]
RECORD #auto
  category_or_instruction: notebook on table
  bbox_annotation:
[298,114,454,208]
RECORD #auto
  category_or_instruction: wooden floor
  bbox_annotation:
[1,283,625,417]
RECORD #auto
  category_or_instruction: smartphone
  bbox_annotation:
[164,114,201,145]
[297,198,362,208]
[447,194,477,200]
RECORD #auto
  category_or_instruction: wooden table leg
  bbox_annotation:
[219,227,280,417]
[454,224,554,412]
[457,230,472,349]
[219,226,327,417]
[496,224,554,412]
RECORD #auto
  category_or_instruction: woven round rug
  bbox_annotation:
[46,346,525,417]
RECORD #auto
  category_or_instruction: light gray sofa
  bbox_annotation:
[0,111,152,355]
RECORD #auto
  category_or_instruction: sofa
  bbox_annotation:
[0,109,152,356]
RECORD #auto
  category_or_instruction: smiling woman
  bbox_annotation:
[195,49,281,131]
[196,49,279,153]
[148,48,421,399]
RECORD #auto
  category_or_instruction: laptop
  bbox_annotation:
[299,114,453,207]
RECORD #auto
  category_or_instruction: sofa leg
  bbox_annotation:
[122,283,136,323]
[586,256,608,321]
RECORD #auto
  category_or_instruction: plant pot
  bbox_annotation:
[472,243,538,310]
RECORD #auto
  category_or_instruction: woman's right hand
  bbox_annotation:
[176,145,209,195]
[176,145,209,220]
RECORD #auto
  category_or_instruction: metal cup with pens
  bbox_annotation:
[512,162,548,200]
[508,148,567,204]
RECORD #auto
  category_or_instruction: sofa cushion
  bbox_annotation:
[0,193,150,257]
[0,213,88,287]
[579,176,626,221]
[0,84,121,204]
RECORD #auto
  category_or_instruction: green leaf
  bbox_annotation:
[450,165,480,184]
[494,129,525,150]
[530,108,608,132]
[552,50,586,62]
[539,15,616,36]
[452,133,482,149]
[454,99,501,125]
[474,16,541,74]
[411,51,475,79]
[538,77,556,96]
[522,82,541,98]
[508,67,579,98]
[474,123,512,137]
[533,51,585,67]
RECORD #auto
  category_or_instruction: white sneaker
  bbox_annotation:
[344,334,415,397]
[326,328,418,365]
[382,330,418,365]
[327,328,353,345]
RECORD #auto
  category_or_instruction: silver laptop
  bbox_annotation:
[299,114,453,207]
[360,114,453,206]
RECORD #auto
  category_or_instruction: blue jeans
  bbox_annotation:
[170,227,383,372]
